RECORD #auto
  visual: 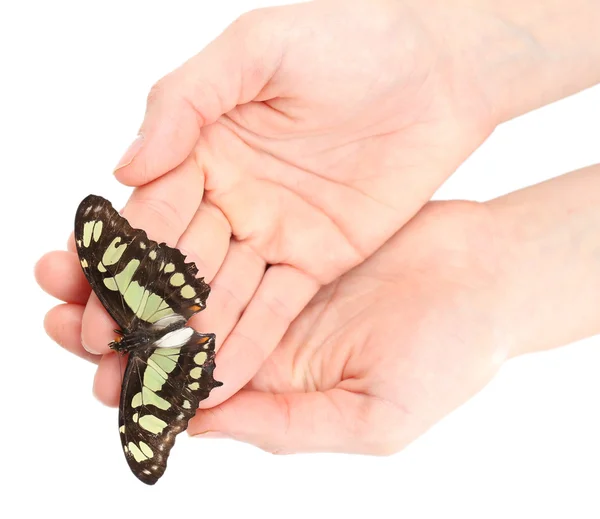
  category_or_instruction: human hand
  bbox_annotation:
[38,158,600,453]
[38,0,496,407]
[187,200,508,452]
[37,0,600,409]
[187,165,600,453]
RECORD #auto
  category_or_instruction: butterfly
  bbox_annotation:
[75,194,222,485]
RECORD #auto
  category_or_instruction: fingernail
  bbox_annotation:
[82,338,100,355]
[194,430,230,439]
[114,134,144,172]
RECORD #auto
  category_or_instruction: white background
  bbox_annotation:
[2,1,599,517]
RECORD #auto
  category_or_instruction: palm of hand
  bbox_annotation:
[194,0,493,283]
[188,202,507,454]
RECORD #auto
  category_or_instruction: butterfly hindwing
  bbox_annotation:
[75,195,210,333]
[119,331,220,485]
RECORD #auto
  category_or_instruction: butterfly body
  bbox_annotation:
[74,194,221,485]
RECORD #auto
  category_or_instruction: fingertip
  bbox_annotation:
[93,353,123,408]
[81,293,117,355]
[113,96,200,188]
[113,134,144,174]
[43,303,60,337]
[66,232,76,252]
[34,253,47,286]
[44,304,100,364]
[112,147,148,188]
[36,250,91,304]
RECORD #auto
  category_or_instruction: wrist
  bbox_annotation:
[410,0,600,125]
[487,165,600,358]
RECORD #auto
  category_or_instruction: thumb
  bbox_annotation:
[113,10,284,186]
[188,389,404,455]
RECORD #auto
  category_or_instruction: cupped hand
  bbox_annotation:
[37,0,496,408]
[39,200,509,453]
[187,201,508,452]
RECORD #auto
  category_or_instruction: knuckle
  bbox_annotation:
[146,77,172,107]
[230,8,264,32]
[228,7,279,50]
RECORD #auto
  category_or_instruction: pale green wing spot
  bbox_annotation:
[128,442,149,462]
[155,347,181,356]
[134,286,151,316]
[139,441,154,458]
[190,367,202,379]
[151,349,180,374]
[182,400,191,409]
[132,392,142,408]
[114,259,140,291]
[148,307,175,323]
[194,352,208,365]
[164,263,175,273]
[149,250,157,260]
[139,415,168,434]
[147,358,168,379]
[103,259,167,321]
[80,259,88,268]
[181,285,196,299]
[131,387,172,410]
[133,413,139,423]
[92,220,103,242]
[140,295,175,323]
[169,273,185,287]
[97,262,107,273]
[102,237,127,266]
[132,387,172,410]
[139,293,165,321]
[119,425,125,434]
[143,362,167,392]
[188,382,200,390]
[82,221,95,247]
[123,281,148,315]
[103,277,118,291]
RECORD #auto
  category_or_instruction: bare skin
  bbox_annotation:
[38,165,600,452]
[36,0,600,451]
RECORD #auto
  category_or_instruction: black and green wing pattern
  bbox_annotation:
[74,194,222,485]
[119,333,218,485]
[74,194,210,333]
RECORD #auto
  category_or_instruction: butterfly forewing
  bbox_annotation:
[74,195,210,333]
[119,332,219,485]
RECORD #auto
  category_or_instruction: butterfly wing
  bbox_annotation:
[75,195,210,334]
[119,331,221,485]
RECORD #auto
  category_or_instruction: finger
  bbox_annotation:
[44,304,100,364]
[122,154,204,245]
[199,265,320,408]
[81,293,119,355]
[189,389,404,455]
[81,156,203,355]
[93,352,123,407]
[191,240,266,343]
[67,232,76,253]
[35,251,91,304]
[176,200,232,282]
[113,11,284,186]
